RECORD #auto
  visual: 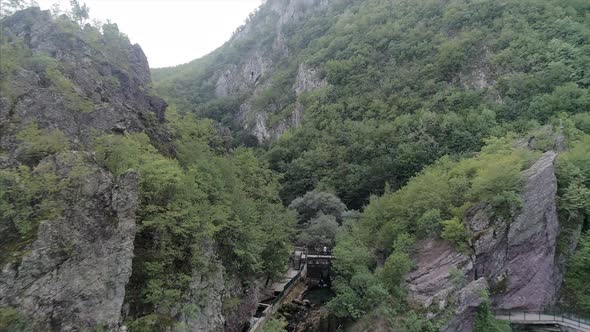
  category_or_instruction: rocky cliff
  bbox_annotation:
[0,8,167,330]
[0,154,139,331]
[407,151,562,331]
[153,0,330,142]
[0,8,170,152]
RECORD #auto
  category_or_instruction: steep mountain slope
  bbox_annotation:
[154,0,590,210]
[0,8,294,331]
[1,1,589,331]
[0,8,167,330]
[153,0,590,330]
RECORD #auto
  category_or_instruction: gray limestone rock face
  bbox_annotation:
[293,64,327,97]
[236,63,327,142]
[407,238,474,310]
[443,278,489,332]
[468,151,560,310]
[175,242,263,332]
[209,1,330,143]
[0,8,171,155]
[179,259,226,332]
[0,153,139,331]
[0,8,170,331]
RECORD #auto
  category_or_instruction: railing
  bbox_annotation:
[270,269,302,305]
[494,310,590,331]
[306,249,333,256]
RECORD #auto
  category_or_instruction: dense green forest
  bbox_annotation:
[154,0,590,211]
[94,112,295,326]
[152,0,590,329]
[0,6,295,329]
[1,0,590,330]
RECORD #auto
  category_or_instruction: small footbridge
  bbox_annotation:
[495,311,590,332]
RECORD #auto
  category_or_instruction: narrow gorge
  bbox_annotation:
[1,0,590,331]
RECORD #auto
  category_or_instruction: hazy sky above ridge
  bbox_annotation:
[36,0,263,68]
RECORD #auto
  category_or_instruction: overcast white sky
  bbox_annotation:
[36,0,263,68]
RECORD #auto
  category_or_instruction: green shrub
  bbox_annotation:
[0,307,27,332]
[564,232,590,315]
[441,218,471,251]
[475,294,511,332]
[16,123,70,166]
[380,251,413,299]
[262,317,288,332]
[416,209,442,238]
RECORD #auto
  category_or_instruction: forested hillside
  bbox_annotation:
[154,0,590,210]
[153,0,590,330]
[1,0,589,331]
[0,7,293,331]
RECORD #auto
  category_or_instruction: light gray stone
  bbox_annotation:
[0,154,139,331]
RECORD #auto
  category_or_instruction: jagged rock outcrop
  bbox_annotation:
[443,278,489,332]
[181,257,226,331]
[469,151,559,310]
[408,151,561,329]
[237,62,327,141]
[156,0,330,143]
[0,8,168,330]
[168,237,268,332]
[178,245,263,332]
[0,153,139,331]
[407,238,474,310]
[0,8,171,154]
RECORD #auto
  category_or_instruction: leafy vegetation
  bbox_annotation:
[154,0,590,210]
[261,317,288,332]
[327,136,538,323]
[565,232,590,315]
[0,125,76,265]
[3,0,590,329]
[474,292,511,332]
[94,114,294,325]
[0,307,28,332]
[557,134,590,315]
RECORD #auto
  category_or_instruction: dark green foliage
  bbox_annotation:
[289,190,347,252]
[416,209,442,238]
[557,135,590,315]
[379,251,413,299]
[96,115,294,323]
[328,271,388,319]
[288,190,347,223]
[296,214,339,251]
[474,294,511,332]
[565,232,590,315]
[155,0,590,210]
[555,136,590,253]
[0,307,28,332]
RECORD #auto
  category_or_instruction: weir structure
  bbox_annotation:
[248,248,334,331]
